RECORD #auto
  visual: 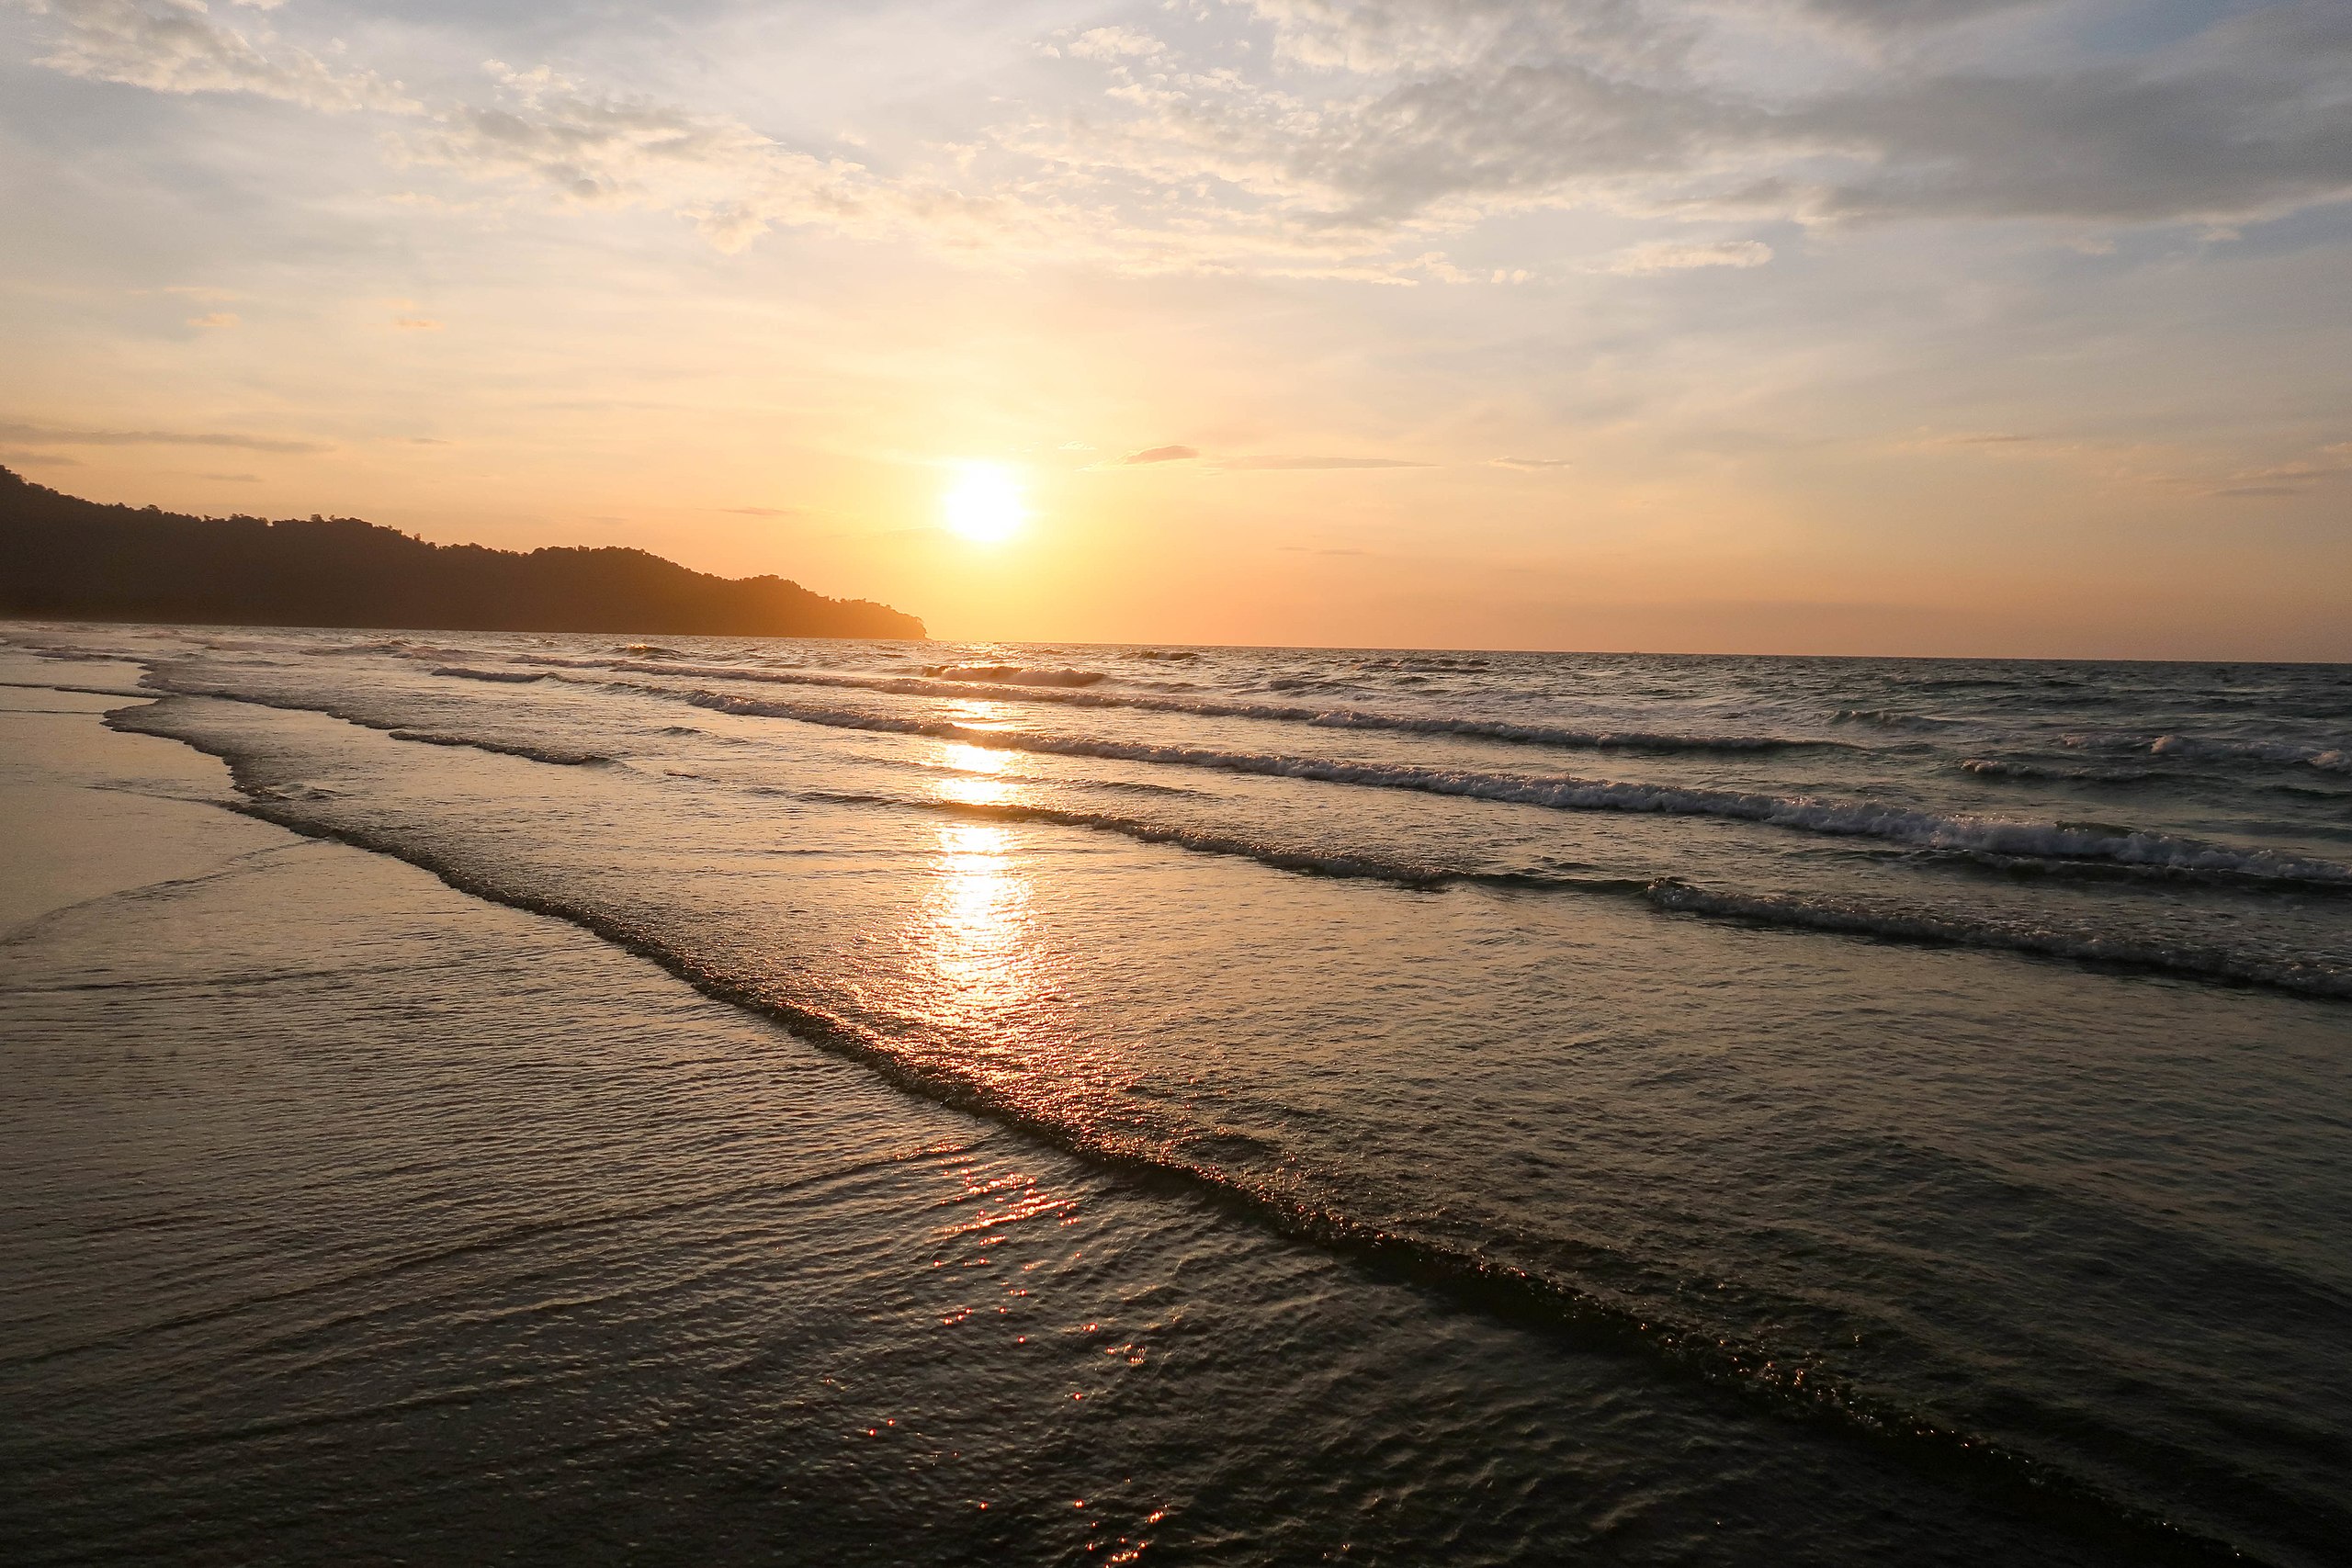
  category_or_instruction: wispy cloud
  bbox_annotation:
[0,421,327,454]
[719,506,807,517]
[1218,456,1432,471]
[1600,241,1771,276]
[33,0,416,113]
[1109,445,1199,466]
[1492,456,1575,470]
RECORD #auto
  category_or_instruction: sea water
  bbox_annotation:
[2,625,2346,1565]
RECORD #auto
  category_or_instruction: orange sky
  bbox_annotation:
[5,0,2348,657]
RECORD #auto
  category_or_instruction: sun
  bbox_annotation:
[941,462,1026,544]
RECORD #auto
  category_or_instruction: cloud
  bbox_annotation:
[33,0,416,113]
[1023,0,2352,254]
[2203,444,2352,496]
[1492,456,1575,469]
[0,421,328,453]
[1218,455,1432,470]
[390,316,442,331]
[1797,0,2048,32]
[186,310,239,327]
[719,506,806,516]
[1601,240,1771,275]
[390,62,957,255]
[196,471,261,481]
[1066,27,1166,63]
[26,0,2352,283]
[1112,445,1199,465]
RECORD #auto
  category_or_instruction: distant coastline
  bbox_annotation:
[0,468,924,640]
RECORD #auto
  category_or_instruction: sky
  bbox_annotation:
[3,0,2349,657]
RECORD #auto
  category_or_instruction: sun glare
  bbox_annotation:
[942,462,1026,544]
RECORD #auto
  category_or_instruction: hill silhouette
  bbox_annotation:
[0,468,924,639]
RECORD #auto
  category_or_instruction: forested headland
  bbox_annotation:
[0,468,924,639]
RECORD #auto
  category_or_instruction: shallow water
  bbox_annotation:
[3,625,2348,1565]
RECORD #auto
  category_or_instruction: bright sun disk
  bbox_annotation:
[942,462,1026,544]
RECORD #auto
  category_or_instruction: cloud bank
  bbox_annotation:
[20,0,2351,277]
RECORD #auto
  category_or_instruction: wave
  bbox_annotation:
[387,730,614,767]
[1358,655,1491,671]
[921,663,1108,687]
[143,673,616,771]
[1642,883,2352,1000]
[509,656,1826,756]
[1959,759,2160,785]
[1832,708,1965,730]
[0,678,155,699]
[2065,732,2352,775]
[791,790,1473,886]
[2150,735,2352,774]
[674,687,2352,888]
[432,666,550,683]
[762,785,2352,1003]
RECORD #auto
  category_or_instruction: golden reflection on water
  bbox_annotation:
[937,741,1013,807]
[897,738,1122,1100]
[911,737,1041,1023]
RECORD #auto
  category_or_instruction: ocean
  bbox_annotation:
[3,623,2347,1566]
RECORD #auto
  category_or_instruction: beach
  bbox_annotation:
[3,628,2347,1565]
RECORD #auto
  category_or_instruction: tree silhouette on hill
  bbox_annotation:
[0,468,923,639]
